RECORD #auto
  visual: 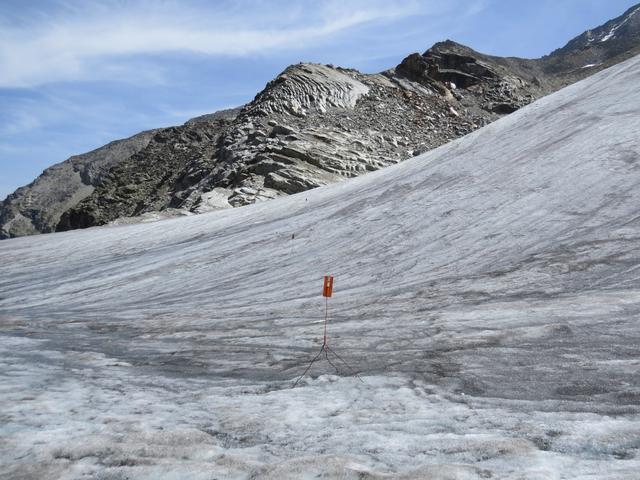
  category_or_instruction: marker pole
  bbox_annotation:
[323,296,328,346]
[292,275,363,387]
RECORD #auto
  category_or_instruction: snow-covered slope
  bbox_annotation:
[2,56,640,479]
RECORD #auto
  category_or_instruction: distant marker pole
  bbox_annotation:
[292,275,363,387]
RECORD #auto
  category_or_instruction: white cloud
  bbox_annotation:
[0,0,429,88]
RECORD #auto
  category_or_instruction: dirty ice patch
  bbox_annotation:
[2,339,640,480]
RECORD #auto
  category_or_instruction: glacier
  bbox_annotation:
[1,55,640,479]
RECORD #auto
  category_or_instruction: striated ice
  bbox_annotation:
[2,56,640,478]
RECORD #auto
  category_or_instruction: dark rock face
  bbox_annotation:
[395,41,545,120]
[57,119,233,230]
[2,3,640,237]
[0,130,157,239]
[397,47,500,89]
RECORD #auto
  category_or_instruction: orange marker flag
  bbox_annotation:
[323,275,334,297]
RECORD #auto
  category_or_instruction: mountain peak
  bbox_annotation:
[424,39,478,56]
[244,62,369,118]
[548,2,640,60]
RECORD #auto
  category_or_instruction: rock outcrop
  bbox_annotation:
[56,117,234,230]
[2,3,639,237]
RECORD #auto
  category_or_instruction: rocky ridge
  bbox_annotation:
[2,3,639,238]
[56,117,234,231]
[0,130,157,238]
[547,3,640,64]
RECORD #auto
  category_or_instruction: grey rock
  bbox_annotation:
[0,130,157,239]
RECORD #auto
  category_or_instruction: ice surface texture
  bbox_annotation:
[2,56,640,478]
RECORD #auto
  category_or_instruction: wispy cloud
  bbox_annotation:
[0,108,42,136]
[0,0,428,87]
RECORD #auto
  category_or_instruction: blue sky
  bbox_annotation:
[1,0,637,200]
